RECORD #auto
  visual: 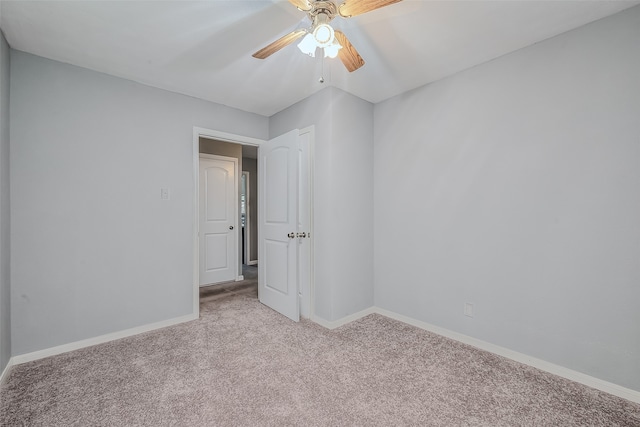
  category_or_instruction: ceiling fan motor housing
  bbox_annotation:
[308,1,338,24]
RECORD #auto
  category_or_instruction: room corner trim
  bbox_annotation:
[373,307,640,404]
[11,313,199,366]
[312,306,376,329]
[0,358,14,387]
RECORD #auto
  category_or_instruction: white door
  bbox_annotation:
[199,155,238,285]
[259,130,300,321]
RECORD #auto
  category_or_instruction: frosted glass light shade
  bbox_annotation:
[297,33,316,57]
[324,42,342,59]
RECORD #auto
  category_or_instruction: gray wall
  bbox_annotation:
[200,138,243,161]
[199,137,243,279]
[0,30,11,373]
[270,87,374,322]
[242,157,258,263]
[373,7,640,391]
[10,50,268,355]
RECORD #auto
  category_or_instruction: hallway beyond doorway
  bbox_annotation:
[199,265,257,305]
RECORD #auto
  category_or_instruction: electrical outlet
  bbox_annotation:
[160,188,170,200]
[464,302,474,318]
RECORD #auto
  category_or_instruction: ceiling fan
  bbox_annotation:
[252,0,402,72]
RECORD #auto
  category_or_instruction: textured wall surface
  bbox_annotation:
[10,51,268,355]
[0,30,11,374]
[374,7,640,390]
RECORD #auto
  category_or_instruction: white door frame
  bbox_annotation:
[297,127,314,319]
[191,127,314,320]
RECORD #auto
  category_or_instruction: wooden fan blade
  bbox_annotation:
[288,0,312,12]
[338,0,402,18]
[252,29,307,59]
[334,31,365,72]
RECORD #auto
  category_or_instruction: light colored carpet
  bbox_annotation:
[1,289,639,426]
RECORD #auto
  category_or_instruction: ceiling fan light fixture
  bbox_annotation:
[313,23,335,48]
[324,42,342,59]
[255,0,381,72]
[297,33,317,57]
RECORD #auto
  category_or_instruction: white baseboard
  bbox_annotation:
[236,275,244,281]
[8,303,639,404]
[247,260,258,266]
[312,306,377,330]
[12,312,199,365]
[0,357,14,387]
[374,307,640,404]
[313,306,640,404]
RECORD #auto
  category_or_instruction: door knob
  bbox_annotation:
[287,232,296,238]
[229,226,234,230]
[296,232,306,238]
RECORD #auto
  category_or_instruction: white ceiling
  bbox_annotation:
[1,1,638,116]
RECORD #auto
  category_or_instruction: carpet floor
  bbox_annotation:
[1,288,639,426]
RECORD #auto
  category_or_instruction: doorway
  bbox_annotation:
[241,159,258,268]
[192,127,314,321]
[197,137,258,304]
